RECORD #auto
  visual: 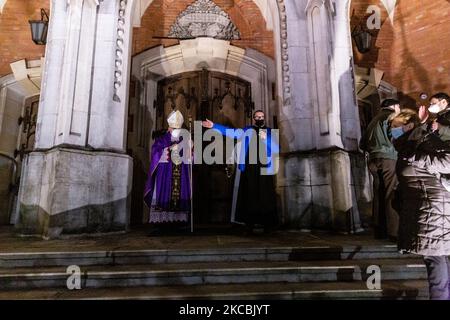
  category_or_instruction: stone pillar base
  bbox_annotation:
[16,148,133,239]
[277,149,372,233]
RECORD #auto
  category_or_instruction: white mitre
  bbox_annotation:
[167,110,184,129]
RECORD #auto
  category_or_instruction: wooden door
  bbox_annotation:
[155,69,254,224]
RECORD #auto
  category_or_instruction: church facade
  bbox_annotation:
[0,0,448,239]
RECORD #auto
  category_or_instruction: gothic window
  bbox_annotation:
[307,1,334,136]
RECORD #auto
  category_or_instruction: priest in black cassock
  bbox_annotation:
[202,110,279,234]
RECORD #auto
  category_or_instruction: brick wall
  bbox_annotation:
[0,0,49,77]
[132,0,275,59]
[351,0,450,104]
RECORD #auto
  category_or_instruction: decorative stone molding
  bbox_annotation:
[168,0,240,40]
[133,38,275,124]
[277,0,290,106]
[114,0,128,102]
[9,59,43,95]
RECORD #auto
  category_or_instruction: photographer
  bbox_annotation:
[390,109,450,300]
[419,92,450,141]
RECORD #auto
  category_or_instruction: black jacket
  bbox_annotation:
[422,108,450,141]
[394,128,450,255]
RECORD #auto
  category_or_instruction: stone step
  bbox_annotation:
[0,280,429,300]
[0,244,413,268]
[0,258,427,290]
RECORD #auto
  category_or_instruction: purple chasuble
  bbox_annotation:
[143,132,191,224]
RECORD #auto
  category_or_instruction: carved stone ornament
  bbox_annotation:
[113,0,127,102]
[168,0,240,40]
[277,0,290,106]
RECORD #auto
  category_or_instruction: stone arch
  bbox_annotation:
[132,38,275,117]
[126,0,288,108]
[132,0,273,57]
[131,0,278,31]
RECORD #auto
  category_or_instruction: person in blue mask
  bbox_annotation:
[359,99,401,241]
[390,108,450,300]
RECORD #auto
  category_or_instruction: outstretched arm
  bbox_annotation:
[202,118,244,139]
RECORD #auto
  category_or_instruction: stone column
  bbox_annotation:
[17,0,133,239]
[276,0,369,233]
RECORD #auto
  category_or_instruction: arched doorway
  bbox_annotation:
[127,39,276,227]
[129,69,254,226]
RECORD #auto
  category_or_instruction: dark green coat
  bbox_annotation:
[359,108,397,160]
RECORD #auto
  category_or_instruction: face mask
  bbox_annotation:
[255,119,265,127]
[391,126,404,139]
[171,128,181,139]
[429,103,444,114]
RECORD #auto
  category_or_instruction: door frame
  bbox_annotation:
[130,38,276,224]
[153,69,254,225]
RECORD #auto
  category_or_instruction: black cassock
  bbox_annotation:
[234,126,278,227]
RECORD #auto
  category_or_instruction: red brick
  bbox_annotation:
[132,0,275,59]
[0,0,49,77]
[351,0,450,102]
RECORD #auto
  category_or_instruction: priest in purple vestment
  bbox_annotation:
[143,110,191,226]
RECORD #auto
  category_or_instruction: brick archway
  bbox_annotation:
[126,0,287,107]
[132,38,275,115]
[131,0,275,60]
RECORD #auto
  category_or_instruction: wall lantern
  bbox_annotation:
[29,9,49,45]
[352,25,373,54]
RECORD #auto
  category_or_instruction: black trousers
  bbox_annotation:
[368,158,399,238]
[423,255,450,300]
[235,164,278,227]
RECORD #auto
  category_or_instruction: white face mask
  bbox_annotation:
[429,104,444,114]
[171,128,181,139]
